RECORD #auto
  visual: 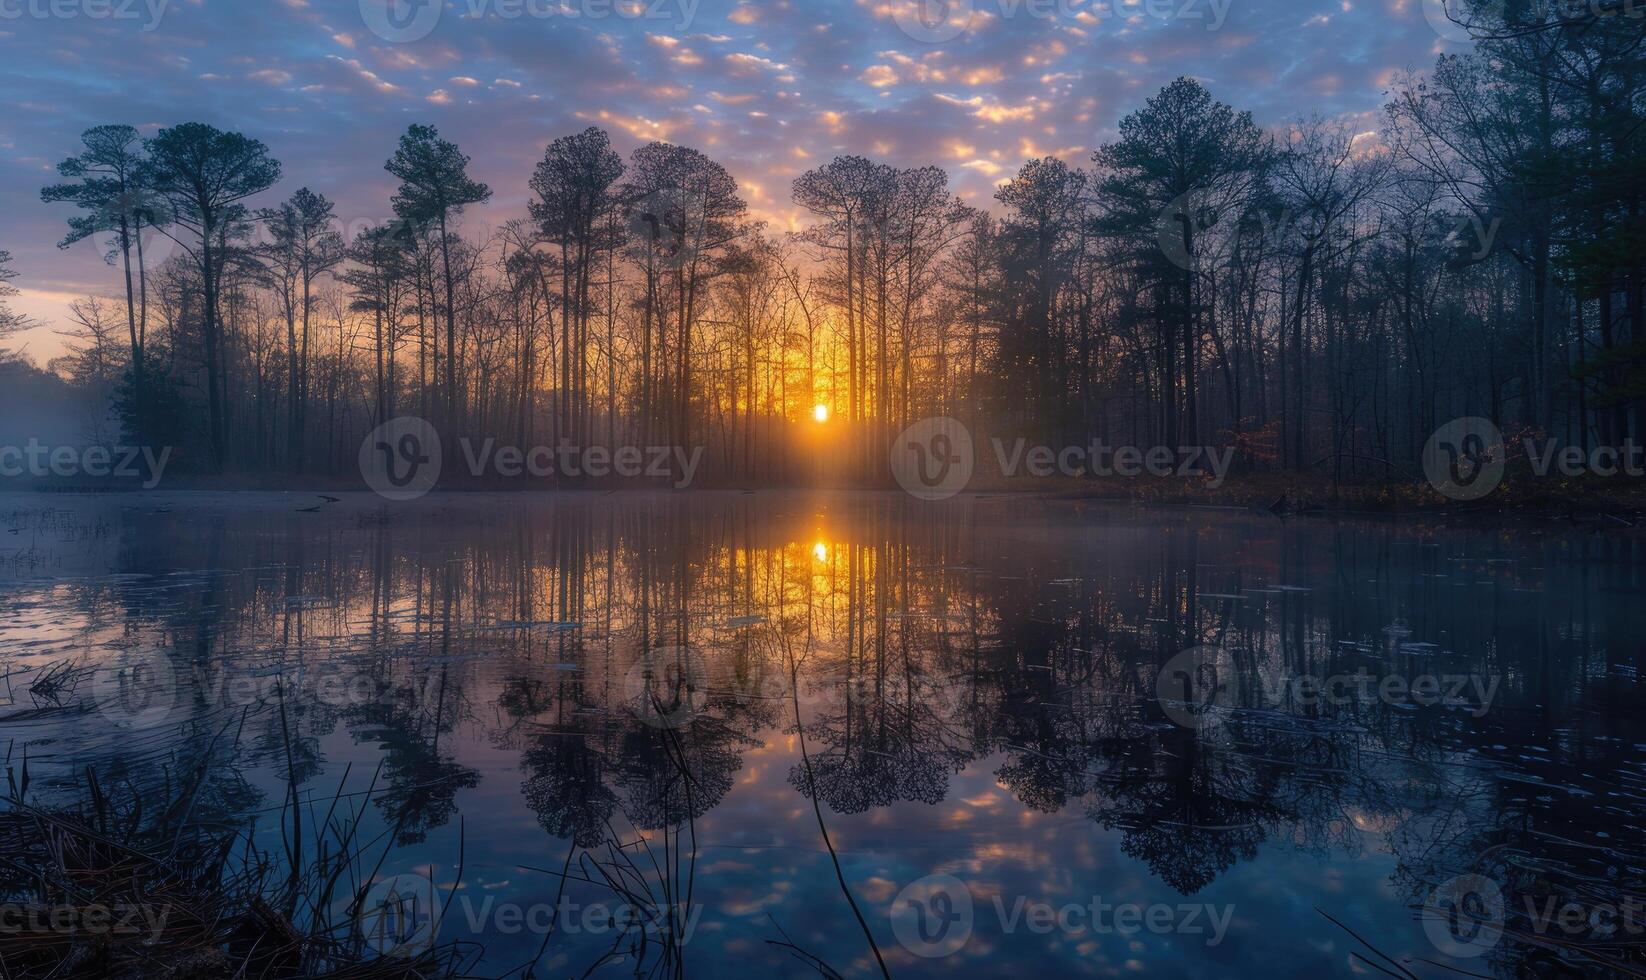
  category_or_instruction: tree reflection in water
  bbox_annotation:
[0,493,1641,976]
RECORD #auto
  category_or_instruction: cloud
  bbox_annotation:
[0,0,1456,364]
[936,93,1040,123]
[325,56,403,94]
[724,52,789,73]
[860,64,899,88]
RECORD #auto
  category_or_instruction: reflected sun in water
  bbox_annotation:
[4,492,1641,978]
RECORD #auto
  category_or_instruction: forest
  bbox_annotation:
[5,3,1643,489]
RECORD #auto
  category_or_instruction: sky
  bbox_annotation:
[0,0,1472,362]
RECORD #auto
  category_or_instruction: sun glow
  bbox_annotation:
[812,541,828,563]
[813,404,829,423]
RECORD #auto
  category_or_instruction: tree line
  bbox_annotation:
[13,1,1643,486]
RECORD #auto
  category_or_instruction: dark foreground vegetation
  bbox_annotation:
[0,745,467,978]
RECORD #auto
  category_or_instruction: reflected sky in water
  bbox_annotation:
[0,492,1642,977]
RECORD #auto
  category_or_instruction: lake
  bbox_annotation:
[1,491,1641,977]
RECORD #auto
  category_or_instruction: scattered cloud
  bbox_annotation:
[0,0,1454,349]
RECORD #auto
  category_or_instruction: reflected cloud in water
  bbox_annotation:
[0,492,1642,976]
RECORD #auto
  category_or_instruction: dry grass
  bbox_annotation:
[0,744,468,979]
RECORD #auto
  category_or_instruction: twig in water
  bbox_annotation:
[782,627,891,980]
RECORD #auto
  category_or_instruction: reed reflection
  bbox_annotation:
[0,494,1642,976]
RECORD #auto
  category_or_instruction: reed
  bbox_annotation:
[0,725,469,979]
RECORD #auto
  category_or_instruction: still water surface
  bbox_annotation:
[0,492,1641,977]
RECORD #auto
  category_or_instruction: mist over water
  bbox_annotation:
[0,491,1640,975]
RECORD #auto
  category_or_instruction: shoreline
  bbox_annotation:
[4,474,1643,526]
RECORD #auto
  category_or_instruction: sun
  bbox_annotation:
[813,404,829,423]
[812,541,828,563]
